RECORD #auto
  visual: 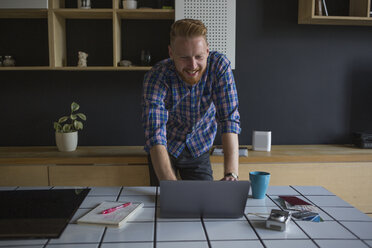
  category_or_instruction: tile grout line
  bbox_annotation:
[334,222,370,247]
[43,239,50,248]
[327,212,371,246]
[266,191,308,244]
[154,186,158,248]
[244,214,267,248]
[284,187,321,248]
[97,227,108,248]
[98,185,116,248]
[366,240,372,248]
[289,186,366,242]
[8,186,370,247]
[265,192,315,246]
[200,217,212,248]
[115,186,124,201]
[289,186,372,247]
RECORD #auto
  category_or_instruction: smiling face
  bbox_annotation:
[169,36,209,86]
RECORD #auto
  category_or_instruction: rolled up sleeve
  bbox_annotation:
[213,56,241,135]
[142,67,169,153]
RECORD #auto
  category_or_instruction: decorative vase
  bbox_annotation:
[55,131,78,152]
[3,55,15,66]
[77,0,91,9]
[141,50,151,66]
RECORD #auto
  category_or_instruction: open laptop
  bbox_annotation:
[160,180,250,218]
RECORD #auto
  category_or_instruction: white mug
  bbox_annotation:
[123,0,137,9]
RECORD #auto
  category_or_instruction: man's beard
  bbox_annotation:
[178,67,205,86]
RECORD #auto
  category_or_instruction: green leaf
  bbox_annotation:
[74,120,83,130]
[58,116,69,123]
[70,114,77,120]
[77,113,87,121]
[78,122,84,130]
[71,102,80,112]
[62,124,71,132]
[54,122,62,131]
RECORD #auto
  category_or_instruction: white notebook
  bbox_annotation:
[77,201,144,228]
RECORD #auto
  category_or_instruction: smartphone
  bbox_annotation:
[292,211,318,219]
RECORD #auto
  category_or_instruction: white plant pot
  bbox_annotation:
[55,131,78,152]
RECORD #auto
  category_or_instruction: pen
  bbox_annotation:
[101,202,131,214]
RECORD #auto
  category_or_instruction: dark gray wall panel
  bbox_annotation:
[1,0,371,146]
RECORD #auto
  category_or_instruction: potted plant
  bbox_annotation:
[54,102,87,152]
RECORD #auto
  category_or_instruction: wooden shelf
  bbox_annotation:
[0,66,51,70]
[0,9,48,18]
[309,15,372,26]
[53,66,152,71]
[0,0,175,70]
[53,9,113,19]
[0,66,152,71]
[298,0,372,26]
[116,9,175,20]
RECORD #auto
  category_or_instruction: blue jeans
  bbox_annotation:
[148,147,213,186]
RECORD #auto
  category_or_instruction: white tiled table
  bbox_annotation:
[1,186,372,248]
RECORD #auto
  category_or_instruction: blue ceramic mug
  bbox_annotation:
[249,171,271,199]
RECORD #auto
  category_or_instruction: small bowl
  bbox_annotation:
[123,0,137,9]
[119,60,132,67]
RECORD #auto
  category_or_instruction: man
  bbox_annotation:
[142,19,240,186]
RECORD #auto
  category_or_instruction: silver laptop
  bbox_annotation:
[160,180,250,218]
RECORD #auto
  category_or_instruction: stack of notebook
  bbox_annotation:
[279,196,322,222]
[77,201,144,228]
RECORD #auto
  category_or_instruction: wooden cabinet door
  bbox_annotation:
[49,164,150,186]
[0,165,49,186]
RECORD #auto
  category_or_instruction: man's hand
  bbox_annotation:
[150,145,177,181]
[220,133,239,181]
[220,175,239,181]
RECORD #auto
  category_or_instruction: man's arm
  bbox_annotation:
[211,54,240,181]
[221,132,239,181]
[142,65,174,182]
[150,145,177,181]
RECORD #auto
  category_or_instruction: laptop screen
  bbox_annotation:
[0,189,89,239]
[160,181,250,218]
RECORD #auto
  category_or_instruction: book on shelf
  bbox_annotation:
[322,0,328,16]
[77,201,144,228]
[315,0,328,16]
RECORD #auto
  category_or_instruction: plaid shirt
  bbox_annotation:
[142,51,240,158]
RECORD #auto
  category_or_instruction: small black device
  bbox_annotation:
[352,132,372,149]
